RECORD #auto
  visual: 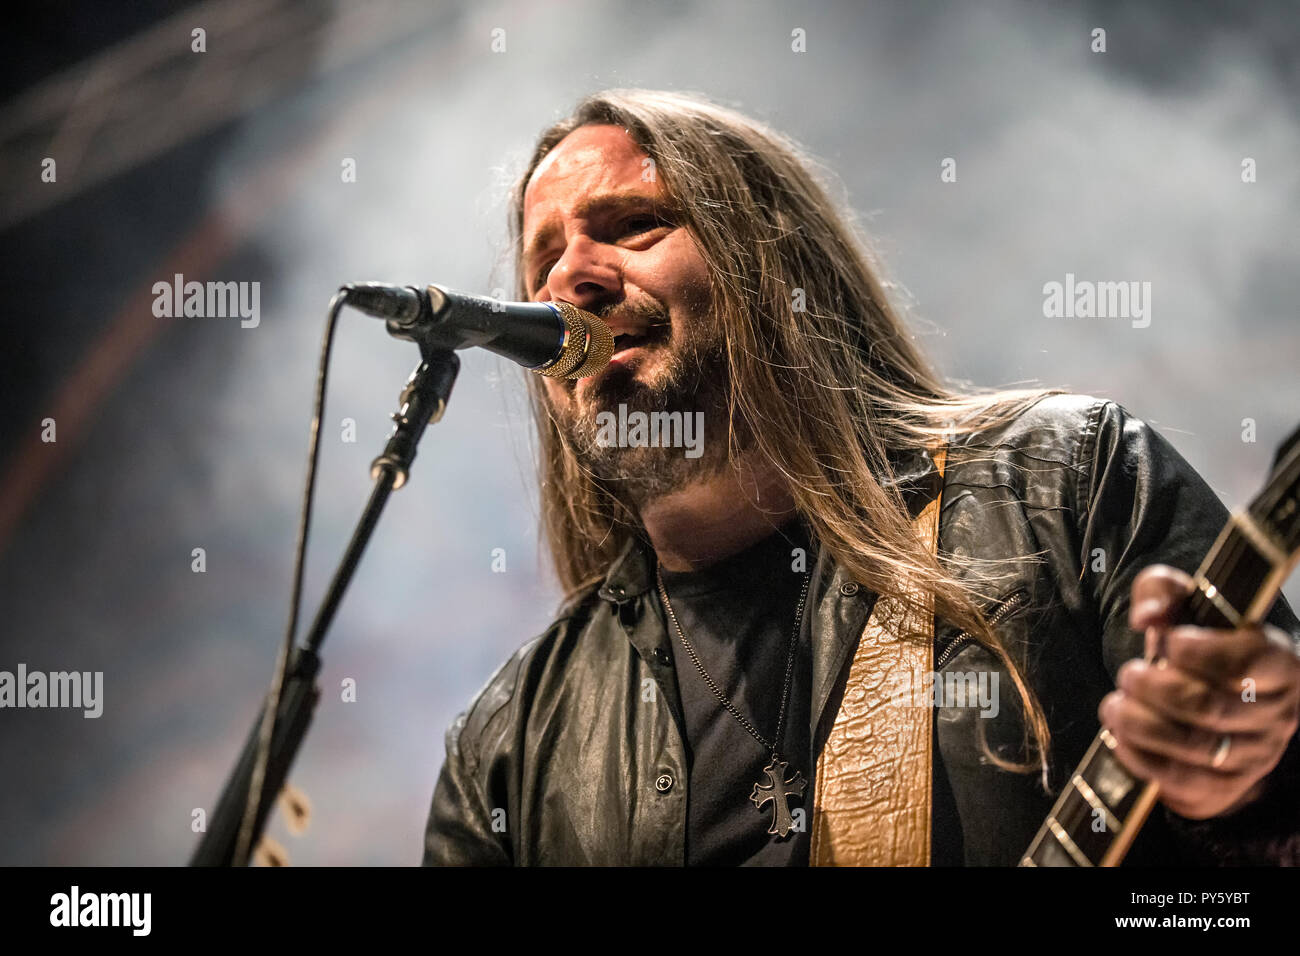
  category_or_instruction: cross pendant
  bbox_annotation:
[749,754,806,838]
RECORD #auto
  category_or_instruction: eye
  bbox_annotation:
[532,260,556,294]
[622,213,671,236]
[530,212,674,293]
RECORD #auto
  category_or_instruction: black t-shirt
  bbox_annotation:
[655,517,815,866]
[654,517,965,866]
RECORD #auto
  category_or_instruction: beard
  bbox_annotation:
[548,295,739,511]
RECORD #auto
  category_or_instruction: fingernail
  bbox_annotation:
[1118,662,1138,690]
[1131,598,1164,627]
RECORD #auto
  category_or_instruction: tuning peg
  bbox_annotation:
[252,835,289,867]
[278,782,312,836]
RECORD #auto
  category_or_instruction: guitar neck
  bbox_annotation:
[1021,442,1300,867]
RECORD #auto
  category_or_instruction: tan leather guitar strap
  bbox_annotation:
[810,444,947,866]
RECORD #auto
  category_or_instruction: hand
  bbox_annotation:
[1098,564,1300,819]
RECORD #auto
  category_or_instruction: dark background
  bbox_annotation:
[0,0,1296,864]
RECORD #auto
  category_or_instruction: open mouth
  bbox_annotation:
[610,324,670,359]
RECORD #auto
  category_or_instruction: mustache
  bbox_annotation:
[593,298,672,331]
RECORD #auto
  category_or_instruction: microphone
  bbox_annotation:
[342,282,614,380]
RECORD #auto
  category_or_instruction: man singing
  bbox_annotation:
[423,89,1300,866]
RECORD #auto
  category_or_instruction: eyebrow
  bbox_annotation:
[521,190,675,274]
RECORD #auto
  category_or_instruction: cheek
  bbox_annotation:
[633,234,712,309]
[660,232,709,280]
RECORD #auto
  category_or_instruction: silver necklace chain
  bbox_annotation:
[655,563,811,756]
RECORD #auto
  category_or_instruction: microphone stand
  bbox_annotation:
[191,342,460,866]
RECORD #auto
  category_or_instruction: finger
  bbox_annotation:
[1128,565,1195,631]
[1143,625,1163,663]
[1102,738,1232,816]
[1116,659,1300,733]
[1103,735,1247,819]
[1164,625,1300,692]
[1100,690,1274,772]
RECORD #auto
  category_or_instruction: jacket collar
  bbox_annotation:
[593,443,945,750]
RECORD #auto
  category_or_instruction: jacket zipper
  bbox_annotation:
[935,588,1029,669]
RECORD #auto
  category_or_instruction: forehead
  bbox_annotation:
[523,125,655,230]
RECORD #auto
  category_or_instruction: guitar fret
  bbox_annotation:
[1047,818,1094,866]
[1046,783,1116,863]
[1089,735,1138,812]
[1232,510,1289,566]
[1192,520,1278,627]
[1258,490,1295,544]
[1192,575,1243,627]
[1029,829,1075,867]
[1072,773,1121,833]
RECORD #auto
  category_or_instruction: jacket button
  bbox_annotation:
[840,581,860,596]
[655,773,675,793]
[653,648,671,666]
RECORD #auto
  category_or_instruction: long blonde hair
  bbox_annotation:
[508,89,1063,781]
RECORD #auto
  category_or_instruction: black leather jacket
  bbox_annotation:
[423,394,1300,865]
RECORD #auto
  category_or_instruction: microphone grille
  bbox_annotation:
[541,303,614,380]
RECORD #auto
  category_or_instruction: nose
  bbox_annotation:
[541,234,622,312]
